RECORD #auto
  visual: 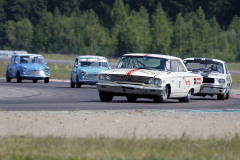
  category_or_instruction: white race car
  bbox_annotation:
[97,53,202,103]
[184,57,232,100]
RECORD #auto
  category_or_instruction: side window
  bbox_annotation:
[74,58,78,66]
[14,56,18,64]
[225,63,229,74]
[171,60,186,72]
[170,60,178,72]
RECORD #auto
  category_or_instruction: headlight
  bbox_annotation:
[22,66,27,71]
[218,79,225,85]
[81,70,86,75]
[106,75,111,81]
[99,75,105,80]
[148,78,154,84]
[45,67,49,72]
[154,79,162,86]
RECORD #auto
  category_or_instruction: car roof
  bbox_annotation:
[123,53,182,60]
[15,54,42,57]
[77,55,107,59]
[184,57,225,64]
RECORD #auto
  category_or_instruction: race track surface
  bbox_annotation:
[0,79,240,111]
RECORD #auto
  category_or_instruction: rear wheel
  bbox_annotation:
[16,72,22,83]
[126,95,137,102]
[44,77,49,83]
[6,71,11,83]
[154,85,169,103]
[76,76,81,88]
[99,91,113,102]
[179,90,192,102]
[33,79,38,83]
[226,91,230,99]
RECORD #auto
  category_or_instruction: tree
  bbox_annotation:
[151,3,172,54]
[5,18,33,50]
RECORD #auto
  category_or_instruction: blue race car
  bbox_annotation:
[70,55,110,88]
[6,54,50,83]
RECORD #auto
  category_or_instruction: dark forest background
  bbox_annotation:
[0,0,240,61]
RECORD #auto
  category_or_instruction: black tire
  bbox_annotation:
[6,71,11,83]
[70,76,75,88]
[226,91,230,99]
[76,76,81,88]
[44,77,49,83]
[33,79,38,83]
[154,85,169,103]
[99,91,113,102]
[179,90,192,102]
[217,94,225,100]
[126,95,137,102]
[16,72,22,83]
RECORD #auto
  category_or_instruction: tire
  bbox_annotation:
[217,94,225,100]
[179,90,192,102]
[76,76,81,88]
[226,91,230,99]
[99,91,113,102]
[33,79,38,83]
[154,85,169,103]
[16,72,22,83]
[126,95,137,102]
[70,76,75,88]
[44,77,49,83]
[6,71,11,83]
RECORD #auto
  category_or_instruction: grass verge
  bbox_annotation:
[0,136,240,160]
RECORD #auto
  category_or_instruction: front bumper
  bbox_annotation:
[198,84,227,95]
[21,70,50,80]
[97,82,165,96]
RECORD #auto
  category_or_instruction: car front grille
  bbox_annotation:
[110,74,150,84]
[25,70,45,76]
[203,77,214,83]
[85,74,98,81]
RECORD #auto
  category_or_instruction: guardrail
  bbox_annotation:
[0,50,28,58]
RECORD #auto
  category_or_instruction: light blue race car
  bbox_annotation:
[6,54,50,83]
[70,55,110,88]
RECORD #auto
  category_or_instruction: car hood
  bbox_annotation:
[101,68,167,78]
[80,67,108,74]
[192,70,225,79]
[22,63,46,70]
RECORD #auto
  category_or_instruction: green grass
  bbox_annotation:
[227,62,240,71]
[0,136,240,160]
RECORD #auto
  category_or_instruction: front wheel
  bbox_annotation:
[16,72,22,83]
[217,93,225,100]
[70,76,75,88]
[44,77,49,83]
[153,85,169,103]
[99,91,113,102]
[76,76,81,88]
[6,71,11,83]
[179,90,192,102]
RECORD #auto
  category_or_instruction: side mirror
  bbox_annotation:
[14,61,18,64]
[108,66,111,69]
[74,63,78,67]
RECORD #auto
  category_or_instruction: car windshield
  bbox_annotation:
[184,60,224,74]
[117,56,168,71]
[80,61,108,67]
[20,56,45,64]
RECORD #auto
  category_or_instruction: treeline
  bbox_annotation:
[0,0,240,61]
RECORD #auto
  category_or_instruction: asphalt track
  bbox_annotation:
[0,79,240,111]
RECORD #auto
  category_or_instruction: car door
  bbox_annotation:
[169,60,189,97]
[8,56,18,77]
